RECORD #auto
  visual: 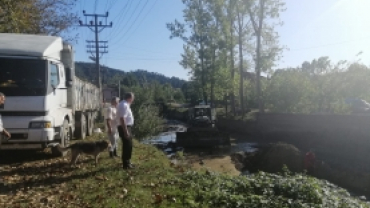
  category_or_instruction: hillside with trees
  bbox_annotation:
[75,62,187,104]
[75,62,186,89]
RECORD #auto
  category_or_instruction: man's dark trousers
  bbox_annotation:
[118,125,132,167]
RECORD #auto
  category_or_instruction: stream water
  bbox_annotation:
[142,120,369,200]
[142,119,259,157]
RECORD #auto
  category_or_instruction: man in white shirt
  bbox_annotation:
[105,97,119,158]
[117,92,135,169]
[0,92,11,141]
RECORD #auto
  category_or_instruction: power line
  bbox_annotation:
[94,0,98,13]
[106,57,179,61]
[104,0,110,11]
[109,0,145,42]
[107,0,119,11]
[106,0,132,39]
[108,52,178,57]
[112,0,149,43]
[83,0,86,10]
[115,0,158,47]
[79,0,83,12]
[111,45,179,56]
[106,55,178,59]
[104,1,108,11]
[112,0,132,22]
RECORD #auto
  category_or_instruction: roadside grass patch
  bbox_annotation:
[1,134,369,208]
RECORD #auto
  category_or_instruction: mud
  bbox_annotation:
[143,119,261,175]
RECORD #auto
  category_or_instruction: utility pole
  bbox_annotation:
[79,11,112,105]
[86,40,108,83]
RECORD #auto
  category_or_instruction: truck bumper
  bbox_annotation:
[0,128,56,150]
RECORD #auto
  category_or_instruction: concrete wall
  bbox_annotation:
[218,113,370,152]
[254,113,370,158]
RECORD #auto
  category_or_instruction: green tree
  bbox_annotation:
[0,0,78,40]
[167,0,212,104]
[225,0,237,115]
[246,0,285,112]
[127,86,165,139]
[173,88,185,103]
[264,58,370,115]
[266,69,314,113]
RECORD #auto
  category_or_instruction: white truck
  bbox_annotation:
[0,33,101,155]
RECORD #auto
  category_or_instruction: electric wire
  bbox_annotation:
[106,0,132,40]
[110,0,158,51]
[109,0,146,42]
[94,0,98,13]
[107,0,119,11]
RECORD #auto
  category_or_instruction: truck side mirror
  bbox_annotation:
[65,67,73,87]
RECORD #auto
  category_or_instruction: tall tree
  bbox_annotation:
[225,0,237,115]
[0,0,78,40]
[234,1,250,116]
[204,0,229,107]
[246,0,285,112]
[167,0,213,104]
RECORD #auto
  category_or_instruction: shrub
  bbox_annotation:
[132,105,165,140]
[163,171,369,208]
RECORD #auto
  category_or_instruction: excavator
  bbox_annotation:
[176,105,231,148]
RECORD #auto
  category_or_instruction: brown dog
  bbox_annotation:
[50,140,110,166]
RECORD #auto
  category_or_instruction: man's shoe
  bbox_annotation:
[113,149,119,157]
[128,160,135,167]
[123,164,134,170]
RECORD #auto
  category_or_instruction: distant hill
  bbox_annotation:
[75,62,186,88]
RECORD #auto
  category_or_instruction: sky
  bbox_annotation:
[74,0,370,81]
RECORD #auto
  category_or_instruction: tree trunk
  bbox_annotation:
[256,0,265,113]
[230,18,236,116]
[198,0,207,105]
[237,12,245,116]
[210,46,217,109]
[200,42,207,105]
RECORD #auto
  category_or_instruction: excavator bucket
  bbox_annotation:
[176,129,230,148]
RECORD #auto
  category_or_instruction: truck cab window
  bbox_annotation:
[0,58,47,96]
[50,63,60,87]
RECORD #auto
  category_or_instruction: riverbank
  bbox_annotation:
[145,119,259,176]
[1,133,369,207]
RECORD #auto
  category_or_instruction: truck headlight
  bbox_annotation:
[29,122,52,129]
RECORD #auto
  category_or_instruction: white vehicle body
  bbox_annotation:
[0,33,100,151]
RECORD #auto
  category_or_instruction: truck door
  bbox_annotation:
[46,62,68,127]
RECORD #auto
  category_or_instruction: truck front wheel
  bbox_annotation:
[51,119,71,157]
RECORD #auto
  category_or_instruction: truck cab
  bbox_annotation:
[0,33,100,153]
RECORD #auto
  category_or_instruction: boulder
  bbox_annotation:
[247,143,304,173]
[230,151,246,164]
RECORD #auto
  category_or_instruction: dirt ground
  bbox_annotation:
[188,154,241,176]
[182,133,262,176]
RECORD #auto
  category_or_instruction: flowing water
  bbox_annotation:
[142,119,259,157]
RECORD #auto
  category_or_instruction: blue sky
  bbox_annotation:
[74,0,370,80]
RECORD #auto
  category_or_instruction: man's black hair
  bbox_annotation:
[123,92,134,100]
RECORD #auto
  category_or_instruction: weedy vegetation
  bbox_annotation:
[0,134,368,208]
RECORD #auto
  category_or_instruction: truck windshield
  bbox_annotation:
[0,58,47,96]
